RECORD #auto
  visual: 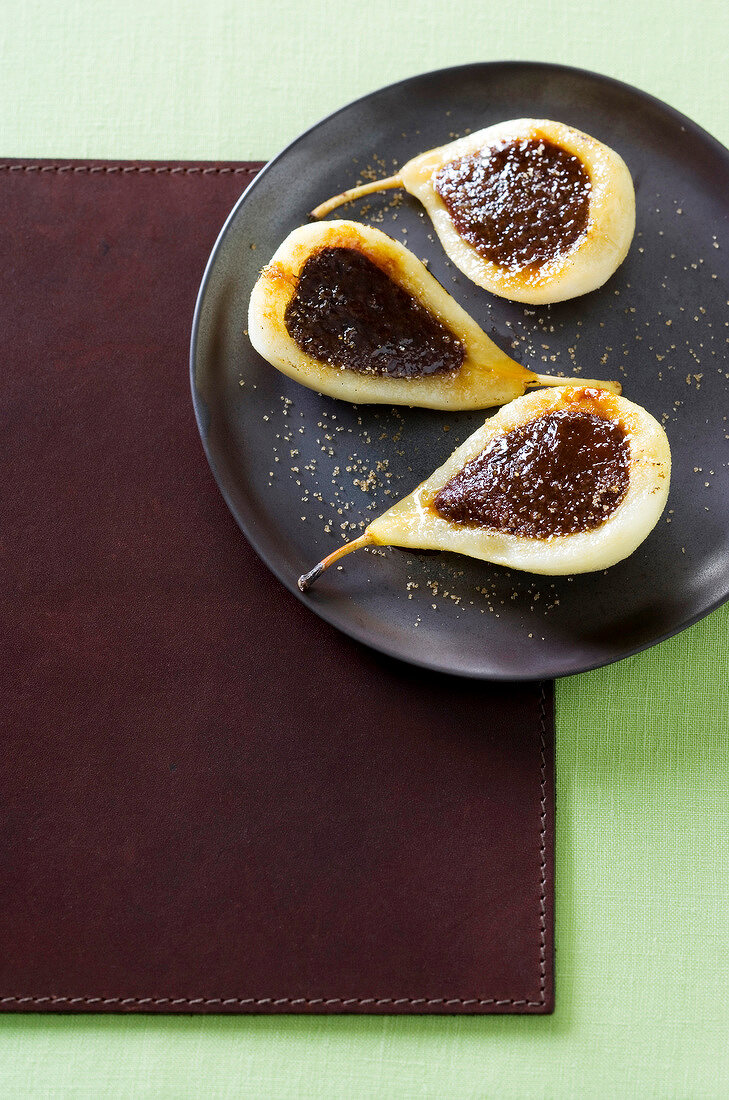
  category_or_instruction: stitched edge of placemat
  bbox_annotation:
[0,162,259,175]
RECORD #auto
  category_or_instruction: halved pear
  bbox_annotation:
[298,386,670,589]
[311,120,636,305]
[248,221,619,410]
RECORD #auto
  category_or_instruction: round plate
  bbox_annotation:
[191,61,729,680]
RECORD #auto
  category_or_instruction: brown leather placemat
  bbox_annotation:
[0,159,554,1014]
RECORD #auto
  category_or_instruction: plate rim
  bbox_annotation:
[190,59,729,681]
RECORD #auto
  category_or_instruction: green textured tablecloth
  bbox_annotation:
[3,1,728,1095]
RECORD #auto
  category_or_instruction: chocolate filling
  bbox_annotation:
[433,138,591,269]
[284,247,465,379]
[433,409,629,538]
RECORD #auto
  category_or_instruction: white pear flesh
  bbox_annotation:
[365,387,670,576]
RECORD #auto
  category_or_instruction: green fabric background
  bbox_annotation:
[3,0,729,1095]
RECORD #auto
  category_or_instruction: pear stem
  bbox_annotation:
[298,534,375,592]
[529,373,622,396]
[310,175,404,219]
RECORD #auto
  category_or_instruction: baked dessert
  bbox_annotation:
[248,221,621,410]
[298,386,671,588]
[311,120,636,304]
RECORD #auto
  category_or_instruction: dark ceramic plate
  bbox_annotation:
[191,61,729,680]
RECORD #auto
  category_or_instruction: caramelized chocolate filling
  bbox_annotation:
[433,138,591,269]
[433,410,629,538]
[284,247,464,379]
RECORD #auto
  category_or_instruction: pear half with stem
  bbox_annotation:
[311,120,636,305]
[248,221,620,411]
[299,386,671,589]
